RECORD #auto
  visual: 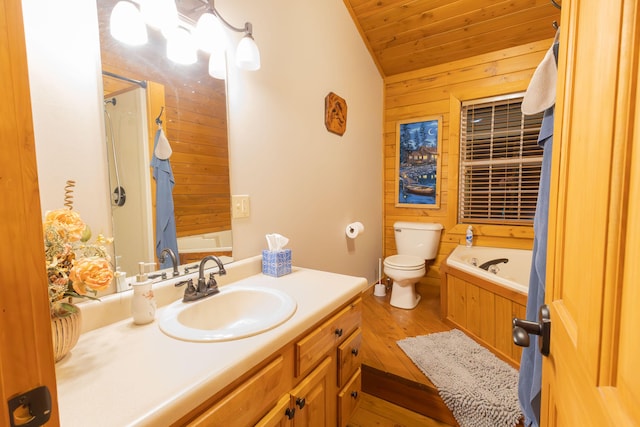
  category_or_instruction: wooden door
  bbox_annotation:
[0,0,59,425]
[542,0,640,424]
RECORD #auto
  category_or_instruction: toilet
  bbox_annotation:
[384,221,443,309]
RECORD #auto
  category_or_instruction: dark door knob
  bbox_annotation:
[512,304,551,356]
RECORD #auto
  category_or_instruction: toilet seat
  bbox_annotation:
[384,254,425,270]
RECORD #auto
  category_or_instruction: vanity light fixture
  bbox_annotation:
[166,27,198,65]
[139,0,178,37]
[110,1,148,46]
[201,1,261,72]
[109,0,261,78]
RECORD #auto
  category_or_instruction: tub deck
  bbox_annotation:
[361,282,524,427]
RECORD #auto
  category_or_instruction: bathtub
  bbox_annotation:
[444,245,531,295]
[177,230,232,254]
[177,231,233,265]
[440,245,532,367]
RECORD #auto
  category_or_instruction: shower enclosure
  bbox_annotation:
[103,87,154,277]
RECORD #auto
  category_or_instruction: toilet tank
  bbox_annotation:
[394,221,443,260]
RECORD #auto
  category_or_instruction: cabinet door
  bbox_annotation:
[337,328,362,388]
[188,356,285,426]
[337,368,361,427]
[291,357,331,427]
[255,395,293,427]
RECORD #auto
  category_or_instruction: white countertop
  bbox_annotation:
[55,256,366,426]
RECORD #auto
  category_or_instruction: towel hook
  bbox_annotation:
[155,106,164,125]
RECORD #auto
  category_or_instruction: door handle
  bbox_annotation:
[512,305,551,356]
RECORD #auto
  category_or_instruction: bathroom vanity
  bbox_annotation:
[54,256,366,426]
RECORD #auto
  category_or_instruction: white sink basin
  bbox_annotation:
[159,286,297,342]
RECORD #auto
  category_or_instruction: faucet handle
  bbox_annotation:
[175,278,191,287]
[178,279,198,302]
[207,272,218,289]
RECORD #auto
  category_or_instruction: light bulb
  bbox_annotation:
[166,27,197,65]
[140,0,178,37]
[208,50,227,80]
[236,35,260,71]
[195,13,227,54]
[110,1,147,46]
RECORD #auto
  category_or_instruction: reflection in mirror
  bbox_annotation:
[97,0,233,283]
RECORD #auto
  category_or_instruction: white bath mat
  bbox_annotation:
[397,329,522,427]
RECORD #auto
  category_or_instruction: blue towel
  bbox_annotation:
[150,128,179,269]
[518,104,554,427]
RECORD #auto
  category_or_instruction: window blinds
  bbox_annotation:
[459,94,544,224]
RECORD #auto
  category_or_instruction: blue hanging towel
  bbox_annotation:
[150,127,178,269]
[518,106,554,427]
[518,38,559,427]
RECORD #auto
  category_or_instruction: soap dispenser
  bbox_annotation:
[132,262,157,325]
[465,225,474,247]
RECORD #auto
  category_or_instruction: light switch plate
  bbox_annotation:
[232,195,250,218]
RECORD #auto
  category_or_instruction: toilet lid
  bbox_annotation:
[384,254,425,270]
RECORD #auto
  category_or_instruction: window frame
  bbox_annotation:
[446,87,539,242]
[458,92,544,225]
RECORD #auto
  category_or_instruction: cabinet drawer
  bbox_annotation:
[337,368,361,427]
[337,328,362,388]
[295,298,362,377]
[188,356,285,427]
[295,298,361,377]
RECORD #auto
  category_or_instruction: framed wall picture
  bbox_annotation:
[395,116,442,208]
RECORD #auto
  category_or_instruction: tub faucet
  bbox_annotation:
[478,258,509,271]
[159,248,179,277]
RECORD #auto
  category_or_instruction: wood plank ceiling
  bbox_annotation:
[343,0,562,77]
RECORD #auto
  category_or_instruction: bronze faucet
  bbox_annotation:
[159,248,179,277]
[176,255,227,302]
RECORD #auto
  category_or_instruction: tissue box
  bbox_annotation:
[262,249,292,277]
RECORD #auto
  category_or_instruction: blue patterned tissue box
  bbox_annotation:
[262,249,292,277]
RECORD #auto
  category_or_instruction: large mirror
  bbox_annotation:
[97,0,232,280]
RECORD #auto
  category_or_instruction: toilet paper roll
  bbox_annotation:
[346,222,365,239]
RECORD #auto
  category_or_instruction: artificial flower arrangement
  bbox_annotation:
[44,207,114,317]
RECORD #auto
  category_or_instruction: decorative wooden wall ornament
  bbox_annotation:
[325,92,347,136]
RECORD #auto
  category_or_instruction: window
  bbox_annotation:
[459,93,544,224]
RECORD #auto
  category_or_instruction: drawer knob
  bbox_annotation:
[285,407,295,419]
[334,328,344,337]
[351,391,358,399]
[351,348,359,356]
[296,397,306,409]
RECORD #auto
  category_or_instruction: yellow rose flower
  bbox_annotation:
[69,257,114,294]
[44,209,86,242]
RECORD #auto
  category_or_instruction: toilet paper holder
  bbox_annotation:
[346,222,364,239]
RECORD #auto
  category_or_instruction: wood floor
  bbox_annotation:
[352,282,458,426]
[360,283,451,382]
[350,282,524,427]
[348,392,450,427]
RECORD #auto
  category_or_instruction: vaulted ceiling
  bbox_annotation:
[343,0,562,77]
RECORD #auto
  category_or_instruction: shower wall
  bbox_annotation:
[104,88,153,276]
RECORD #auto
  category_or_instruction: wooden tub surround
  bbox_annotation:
[440,259,527,368]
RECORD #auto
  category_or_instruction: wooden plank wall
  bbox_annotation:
[97,0,231,238]
[384,38,555,288]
